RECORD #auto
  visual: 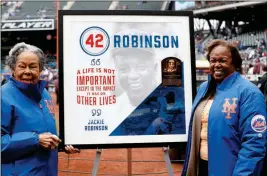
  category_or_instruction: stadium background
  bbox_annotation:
[1,1,267,175]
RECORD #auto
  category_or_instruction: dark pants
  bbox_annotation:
[198,159,208,176]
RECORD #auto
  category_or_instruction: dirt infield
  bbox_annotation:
[52,93,183,176]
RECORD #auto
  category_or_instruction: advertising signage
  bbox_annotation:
[1,19,55,31]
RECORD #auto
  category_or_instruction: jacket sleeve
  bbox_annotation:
[233,91,267,176]
[1,97,39,163]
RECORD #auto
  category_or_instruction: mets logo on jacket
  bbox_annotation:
[222,98,238,119]
[251,115,267,133]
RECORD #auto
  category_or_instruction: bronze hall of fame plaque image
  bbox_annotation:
[161,57,182,87]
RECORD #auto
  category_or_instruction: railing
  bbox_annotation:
[196,74,262,83]
[58,155,183,175]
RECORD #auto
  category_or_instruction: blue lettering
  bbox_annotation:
[84,125,108,131]
[171,36,179,48]
[132,35,138,48]
[144,36,152,48]
[114,35,120,48]
[123,36,129,48]
[113,35,179,48]
[154,35,161,48]
[162,36,169,48]
[140,35,143,48]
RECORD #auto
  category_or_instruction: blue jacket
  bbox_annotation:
[1,77,58,176]
[182,72,267,176]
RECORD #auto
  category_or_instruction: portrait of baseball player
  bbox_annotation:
[110,23,186,136]
[111,24,160,109]
[113,47,158,108]
[164,59,177,73]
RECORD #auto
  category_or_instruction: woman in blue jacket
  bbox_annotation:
[182,39,267,176]
[1,42,79,176]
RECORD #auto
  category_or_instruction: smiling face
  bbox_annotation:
[209,45,235,83]
[13,51,41,84]
[115,54,157,105]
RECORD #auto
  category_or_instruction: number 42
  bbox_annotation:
[86,34,103,48]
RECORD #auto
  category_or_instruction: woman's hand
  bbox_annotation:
[65,145,80,154]
[39,132,61,150]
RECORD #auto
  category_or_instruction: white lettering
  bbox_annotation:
[1,20,54,31]
[17,22,26,28]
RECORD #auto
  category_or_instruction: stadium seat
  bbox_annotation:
[117,1,163,10]
[70,1,111,10]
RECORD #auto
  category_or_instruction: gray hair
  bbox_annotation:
[6,42,46,72]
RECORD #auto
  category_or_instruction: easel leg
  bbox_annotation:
[163,147,174,176]
[92,148,102,176]
[127,148,132,176]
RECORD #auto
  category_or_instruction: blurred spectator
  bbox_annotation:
[258,65,267,101]
[249,49,255,60]
[40,67,53,90]
[242,61,250,75]
[248,64,254,75]
[253,59,261,74]
[256,39,260,48]
[37,7,50,19]
[196,42,203,54]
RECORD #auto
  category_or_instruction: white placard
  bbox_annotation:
[59,11,195,148]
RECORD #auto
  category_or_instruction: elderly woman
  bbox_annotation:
[1,42,79,176]
[182,39,267,176]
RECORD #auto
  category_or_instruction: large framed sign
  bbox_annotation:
[59,11,196,149]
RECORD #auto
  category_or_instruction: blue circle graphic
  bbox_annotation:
[80,26,110,56]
